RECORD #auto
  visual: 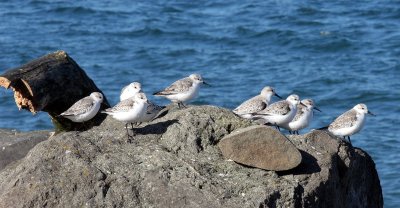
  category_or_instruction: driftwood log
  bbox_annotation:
[0,50,110,131]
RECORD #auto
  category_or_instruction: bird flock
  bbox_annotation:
[59,73,375,144]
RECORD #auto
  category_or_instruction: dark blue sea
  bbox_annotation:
[0,1,399,206]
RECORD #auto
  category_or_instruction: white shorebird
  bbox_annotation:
[120,82,142,101]
[252,94,303,131]
[102,92,149,137]
[60,92,103,123]
[153,74,209,108]
[323,103,375,144]
[233,86,282,119]
[120,82,165,123]
[282,99,321,135]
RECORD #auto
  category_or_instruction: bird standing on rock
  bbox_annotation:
[321,103,375,144]
[233,86,282,119]
[120,82,164,124]
[120,82,142,101]
[102,92,149,139]
[282,99,321,135]
[60,92,104,123]
[153,74,209,108]
[252,94,303,131]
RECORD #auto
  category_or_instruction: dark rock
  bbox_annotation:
[0,105,383,208]
[0,129,50,170]
[218,125,302,171]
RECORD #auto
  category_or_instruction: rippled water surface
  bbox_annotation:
[0,1,399,206]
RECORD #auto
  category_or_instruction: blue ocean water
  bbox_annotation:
[0,1,399,206]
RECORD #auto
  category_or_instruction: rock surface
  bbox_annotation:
[0,129,51,171]
[0,105,383,208]
[218,125,302,171]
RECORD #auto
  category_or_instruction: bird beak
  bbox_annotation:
[300,102,307,107]
[314,106,322,112]
[368,110,376,116]
[274,93,282,99]
[203,81,211,86]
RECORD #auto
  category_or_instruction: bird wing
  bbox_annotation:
[154,77,193,95]
[329,109,358,129]
[104,99,135,113]
[292,104,306,122]
[257,101,290,116]
[233,96,267,114]
[60,96,94,116]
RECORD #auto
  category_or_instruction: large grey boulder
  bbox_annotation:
[0,105,383,208]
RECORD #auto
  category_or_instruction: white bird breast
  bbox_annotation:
[165,84,200,103]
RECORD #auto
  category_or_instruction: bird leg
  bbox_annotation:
[178,102,187,108]
[348,136,352,145]
[125,123,130,136]
[274,125,281,131]
[125,123,136,143]
[296,131,299,135]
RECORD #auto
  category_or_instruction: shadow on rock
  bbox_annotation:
[134,119,179,135]
[278,150,321,176]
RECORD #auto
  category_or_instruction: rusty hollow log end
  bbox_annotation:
[0,77,11,89]
[10,79,38,114]
[0,77,37,114]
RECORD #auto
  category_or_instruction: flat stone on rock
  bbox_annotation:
[218,125,302,171]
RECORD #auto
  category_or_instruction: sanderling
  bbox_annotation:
[153,74,209,108]
[120,82,164,123]
[102,92,149,138]
[282,99,321,135]
[233,86,282,119]
[60,92,103,123]
[324,103,375,144]
[252,94,303,131]
[120,82,142,101]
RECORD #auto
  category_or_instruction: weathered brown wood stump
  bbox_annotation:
[0,50,110,131]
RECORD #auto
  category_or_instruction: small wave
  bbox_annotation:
[161,6,183,13]
[47,6,97,14]
[308,37,353,52]
[163,49,197,57]
[252,28,296,38]
[295,20,324,26]
[40,20,67,25]
[235,26,257,36]
[118,27,165,37]
[296,7,320,15]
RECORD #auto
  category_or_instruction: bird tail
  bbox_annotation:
[101,109,112,114]
[317,126,328,130]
